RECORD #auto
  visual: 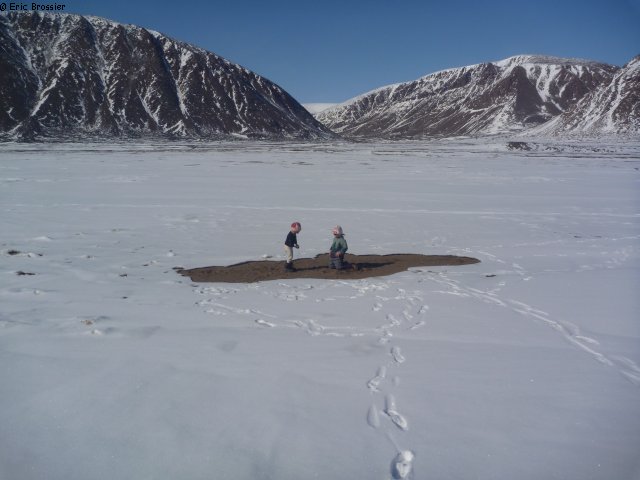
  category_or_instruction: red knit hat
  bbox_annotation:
[291,222,301,232]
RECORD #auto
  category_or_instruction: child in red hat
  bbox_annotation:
[284,222,301,271]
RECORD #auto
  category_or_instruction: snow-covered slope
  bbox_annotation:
[529,55,640,136]
[317,55,619,138]
[303,103,338,114]
[0,12,333,140]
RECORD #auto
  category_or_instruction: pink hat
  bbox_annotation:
[332,225,343,236]
[291,222,301,231]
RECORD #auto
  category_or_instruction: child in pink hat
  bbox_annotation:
[329,225,348,270]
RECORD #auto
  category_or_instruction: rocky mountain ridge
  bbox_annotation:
[0,12,333,140]
[529,55,640,136]
[316,55,638,138]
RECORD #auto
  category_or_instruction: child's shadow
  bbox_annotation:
[296,265,328,272]
[354,261,393,270]
[296,261,392,272]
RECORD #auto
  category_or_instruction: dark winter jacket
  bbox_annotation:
[330,236,348,256]
[285,231,298,247]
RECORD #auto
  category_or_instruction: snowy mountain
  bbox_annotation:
[0,12,333,140]
[316,55,620,138]
[529,55,640,136]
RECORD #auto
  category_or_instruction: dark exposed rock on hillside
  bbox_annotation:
[531,55,640,136]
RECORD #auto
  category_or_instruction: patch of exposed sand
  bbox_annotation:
[177,253,480,283]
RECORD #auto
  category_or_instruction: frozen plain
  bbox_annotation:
[1,138,639,480]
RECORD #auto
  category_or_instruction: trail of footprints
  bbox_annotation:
[192,258,640,479]
[193,281,426,478]
[428,270,640,387]
[366,293,429,479]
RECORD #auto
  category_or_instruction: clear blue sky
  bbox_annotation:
[65,0,640,103]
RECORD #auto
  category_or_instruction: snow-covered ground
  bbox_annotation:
[1,139,639,480]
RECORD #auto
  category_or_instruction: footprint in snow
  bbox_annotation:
[367,404,381,429]
[377,330,392,345]
[385,314,401,328]
[391,450,415,479]
[391,346,405,364]
[385,394,409,431]
[295,319,325,336]
[79,315,110,325]
[367,366,387,392]
[275,292,306,301]
[195,286,238,298]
